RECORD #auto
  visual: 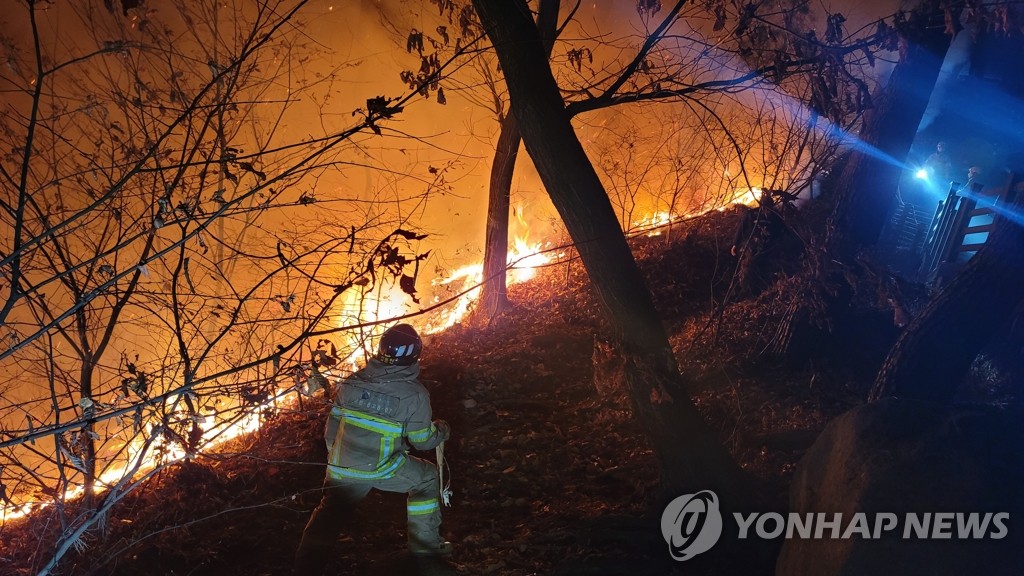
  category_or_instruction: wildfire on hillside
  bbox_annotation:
[1,190,761,525]
[0,233,558,524]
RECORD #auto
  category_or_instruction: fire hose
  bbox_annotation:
[436,441,453,507]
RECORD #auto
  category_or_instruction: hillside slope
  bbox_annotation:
[2,207,904,576]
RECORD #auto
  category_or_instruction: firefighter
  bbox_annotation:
[294,323,452,574]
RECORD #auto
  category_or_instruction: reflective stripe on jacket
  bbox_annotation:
[325,359,443,480]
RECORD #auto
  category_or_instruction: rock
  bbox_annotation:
[777,398,1024,576]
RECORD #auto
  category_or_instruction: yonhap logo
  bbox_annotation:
[660,488,1011,561]
[660,490,723,561]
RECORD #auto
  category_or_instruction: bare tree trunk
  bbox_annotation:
[79,364,97,508]
[73,303,98,508]
[870,185,1024,402]
[471,0,746,498]
[476,0,559,322]
[477,114,520,319]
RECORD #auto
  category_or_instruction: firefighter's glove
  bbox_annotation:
[435,419,451,442]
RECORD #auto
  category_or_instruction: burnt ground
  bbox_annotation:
[1,206,974,576]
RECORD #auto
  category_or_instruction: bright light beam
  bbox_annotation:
[957,186,1024,228]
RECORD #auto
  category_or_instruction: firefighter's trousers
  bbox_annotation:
[294,455,442,575]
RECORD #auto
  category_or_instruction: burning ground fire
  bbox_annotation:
[0,398,274,524]
[630,188,764,237]
[425,236,555,332]
[1,190,761,524]
[0,234,558,525]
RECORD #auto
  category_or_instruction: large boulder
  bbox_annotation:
[776,398,1024,575]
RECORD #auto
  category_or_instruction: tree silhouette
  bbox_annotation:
[470,0,747,501]
[400,0,894,322]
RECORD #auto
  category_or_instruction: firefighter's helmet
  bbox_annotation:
[376,323,422,366]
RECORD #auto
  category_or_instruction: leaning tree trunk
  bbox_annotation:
[870,186,1024,402]
[830,1,951,253]
[476,0,559,322]
[471,0,746,499]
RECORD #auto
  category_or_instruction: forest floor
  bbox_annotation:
[2,206,942,576]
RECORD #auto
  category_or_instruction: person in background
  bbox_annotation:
[295,323,452,575]
[952,166,987,202]
[925,141,953,184]
[966,165,982,187]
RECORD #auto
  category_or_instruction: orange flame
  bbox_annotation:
[1,394,278,523]
[425,235,553,333]
[4,189,761,524]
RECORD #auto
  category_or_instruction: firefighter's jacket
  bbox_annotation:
[324,359,444,481]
